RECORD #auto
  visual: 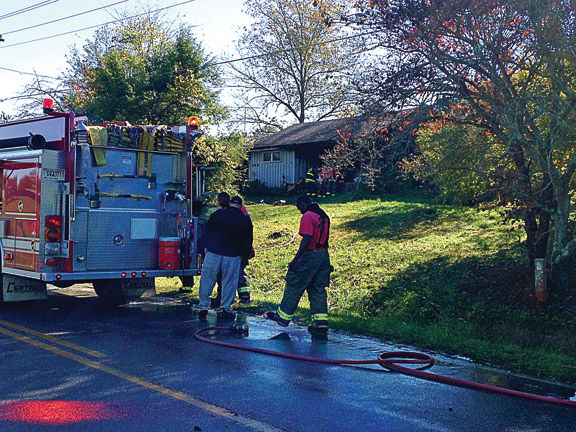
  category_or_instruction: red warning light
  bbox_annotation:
[43,98,55,113]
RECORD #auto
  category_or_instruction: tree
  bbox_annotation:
[66,14,226,125]
[0,111,12,123]
[328,0,576,295]
[16,10,246,193]
[399,122,513,205]
[321,115,416,192]
[19,11,226,126]
[17,73,68,118]
[194,132,251,194]
[229,0,360,132]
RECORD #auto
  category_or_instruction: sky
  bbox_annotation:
[0,0,251,116]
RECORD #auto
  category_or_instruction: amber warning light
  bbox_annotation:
[188,116,199,130]
[43,98,55,113]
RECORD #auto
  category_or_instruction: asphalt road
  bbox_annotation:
[0,285,575,432]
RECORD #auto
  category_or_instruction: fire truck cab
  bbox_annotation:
[0,102,206,305]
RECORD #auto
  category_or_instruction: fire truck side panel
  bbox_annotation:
[2,157,41,272]
[0,116,67,302]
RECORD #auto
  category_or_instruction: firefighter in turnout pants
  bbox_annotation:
[266,195,333,333]
[305,167,317,197]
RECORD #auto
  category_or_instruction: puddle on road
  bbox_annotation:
[224,314,576,402]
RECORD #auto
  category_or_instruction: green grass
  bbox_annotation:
[158,192,576,383]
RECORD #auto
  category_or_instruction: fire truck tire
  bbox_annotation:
[179,276,195,288]
[93,280,127,305]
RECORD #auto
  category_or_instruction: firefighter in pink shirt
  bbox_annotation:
[266,195,333,333]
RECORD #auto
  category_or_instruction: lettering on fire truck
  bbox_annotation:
[6,282,44,293]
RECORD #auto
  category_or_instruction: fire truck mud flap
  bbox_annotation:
[2,274,47,303]
[93,278,155,305]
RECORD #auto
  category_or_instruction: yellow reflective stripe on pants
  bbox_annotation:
[277,308,293,321]
[312,314,328,321]
[238,286,249,293]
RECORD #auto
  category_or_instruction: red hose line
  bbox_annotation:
[194,326,576,408]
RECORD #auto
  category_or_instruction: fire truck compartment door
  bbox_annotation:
[86,211,159,271]
[2,158,40,272]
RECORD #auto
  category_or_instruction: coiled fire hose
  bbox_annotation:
[195,326,576,408]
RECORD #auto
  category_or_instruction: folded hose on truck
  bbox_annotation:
[194,326,576,408]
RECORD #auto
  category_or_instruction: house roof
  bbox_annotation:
[251,115,399,151]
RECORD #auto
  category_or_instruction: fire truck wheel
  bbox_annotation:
[92,280,127,305]
[179,276,195,288]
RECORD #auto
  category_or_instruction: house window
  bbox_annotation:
[263,151,281,162]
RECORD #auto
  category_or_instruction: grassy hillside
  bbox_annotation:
[160,193,576,382]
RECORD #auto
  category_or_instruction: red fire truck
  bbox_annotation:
[0,100,207,305]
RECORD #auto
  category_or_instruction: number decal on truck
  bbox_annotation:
[42,168,66,180]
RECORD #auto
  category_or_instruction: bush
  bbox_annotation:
[400,123,509,205]
[243,180,284,196]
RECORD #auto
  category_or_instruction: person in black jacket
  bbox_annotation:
[197,192,253,319]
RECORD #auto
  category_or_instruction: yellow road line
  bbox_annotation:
[0,320,107,359]
[0,326,282,432]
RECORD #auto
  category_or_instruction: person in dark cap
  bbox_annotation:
[197,192,253,320]
[265,195,333,333]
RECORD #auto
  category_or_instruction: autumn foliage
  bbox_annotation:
[323,0,576,295]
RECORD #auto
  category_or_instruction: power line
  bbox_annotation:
[207,30,378,68]
[0,1,59,21]
[2,0,129,36]
[0,65,58,80]
[149,30,377,77]
[0,0,196,49]
[0,13,375,108]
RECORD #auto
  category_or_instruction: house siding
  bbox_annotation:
[249,149,295,188]
[294,154,308,184]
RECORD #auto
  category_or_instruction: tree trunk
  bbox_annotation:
[509,142,546,292]
[550,190,576,293]
[523,209,549,275]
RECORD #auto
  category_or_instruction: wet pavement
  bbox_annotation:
[0,285,575,431]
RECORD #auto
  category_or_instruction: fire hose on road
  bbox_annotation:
[195,325,576,408]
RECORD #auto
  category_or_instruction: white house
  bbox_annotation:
[248,117,358,188]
